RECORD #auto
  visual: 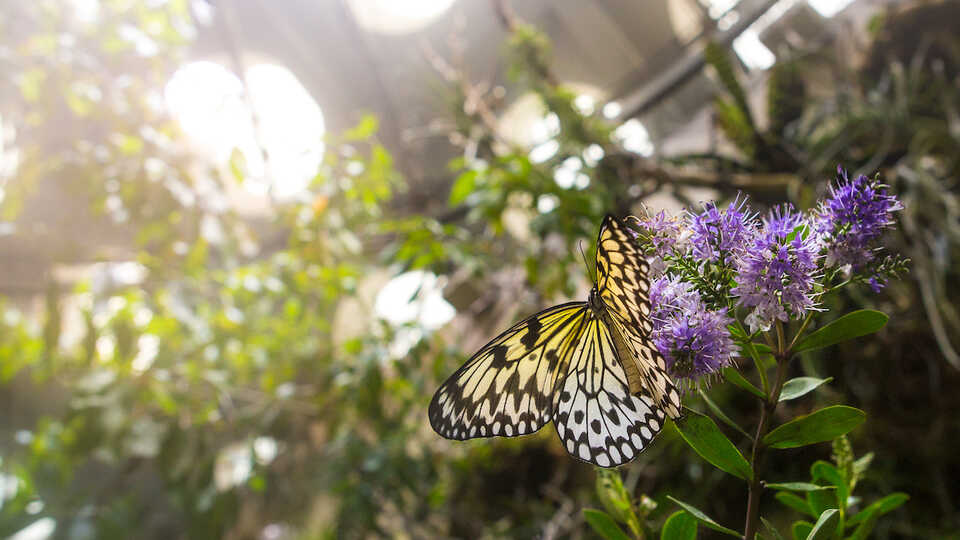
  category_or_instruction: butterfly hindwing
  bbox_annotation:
[596,215,682,418]
[429,303,588,440]
[607,314,682,418]
[553,314,665,467]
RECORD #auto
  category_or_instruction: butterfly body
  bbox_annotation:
[429,215,681,467]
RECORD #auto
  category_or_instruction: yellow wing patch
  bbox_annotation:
[429,303,588,440]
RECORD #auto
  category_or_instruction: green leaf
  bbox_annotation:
[810,460,847,507]
[805,509,839,540]
[229,148,246,182]
[714,97,758,158]
[810,461,843,485]
[761,517,786,540]
[661,511,697,540]
[793,310,888,353]
[698,389,750,438]
[775,492,814,517]
[805,488,836,518]
[846,493,909,528]
[583,509,632,540]
[749,342,777,370]
[767,60,805,136]
[675,410,753,481]
[595,469,642,536]
[344,114,379,141]
[853,452,874,476]
[765,482,835,492]
[667,496,741,537]
[448,170,478,205]
[779,377,833,402]
[790,521,813,540]
[704,41,756,129]
[763,406,866,449]
[724,367,765,399]
[847,513,879,540]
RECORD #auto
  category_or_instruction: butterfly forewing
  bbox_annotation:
[595,216,682,418]
[553,315,665,467]
[429,303,588,440]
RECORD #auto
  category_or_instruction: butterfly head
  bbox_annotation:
[587,286,604,315]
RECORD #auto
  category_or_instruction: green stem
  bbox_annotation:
[742,338,792,539]
[735,321,769,394]
[775,321,785,355]
[787,313,815,352]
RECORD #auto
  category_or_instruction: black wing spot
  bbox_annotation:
[521,317,542,348]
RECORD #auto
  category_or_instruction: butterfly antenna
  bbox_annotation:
[577,240,593,283]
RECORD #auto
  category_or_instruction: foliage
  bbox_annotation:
[618,172,907,539]
[768,436,908,540]
[0,1,953,539]
[694,3,960,535]
[583,468,666,540]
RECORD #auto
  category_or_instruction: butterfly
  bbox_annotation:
[428,215,682,467]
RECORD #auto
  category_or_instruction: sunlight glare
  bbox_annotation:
[347,0,456,34]
[733,29,776,70]
[808,0,854,17]
[537,194,559,214]
[700,0,740,19]
[614,119,654,156]
[375,271,455,330]
[602,101,622,119]
[375,271,456,358]
[554,157,589,190]
[214,443,252,491]
[68,0,99,23]
[164,61,325,200]
[9,518,55,540]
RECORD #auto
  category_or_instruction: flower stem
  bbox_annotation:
[787,313,814,352]
[743,342,791,539]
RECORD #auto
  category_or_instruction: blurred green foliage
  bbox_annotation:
[0,1,956,539]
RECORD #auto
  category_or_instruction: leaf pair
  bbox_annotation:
[772,444,908,539]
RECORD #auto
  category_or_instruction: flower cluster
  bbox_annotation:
[650,276,736,384]
[687,197,755,263]
[629,165,903,384]
[816,166,903,269]
[630,210,684,276]
[732,205,819,332]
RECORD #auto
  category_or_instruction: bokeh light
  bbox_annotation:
[164,61,325,199]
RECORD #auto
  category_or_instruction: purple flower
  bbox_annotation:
[867,276,886,293]
[688,196,757,263]
[817,166,903,269]
[732,205,819,332]
[650,276,737,384]
[650,275,701,317]
[632,210,685,276]
[765,204,804,238]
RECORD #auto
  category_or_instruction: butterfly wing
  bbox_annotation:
[430,215,678,465]
[596,215,682,419]
[429,303,589,440]
[553,313,665,467]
